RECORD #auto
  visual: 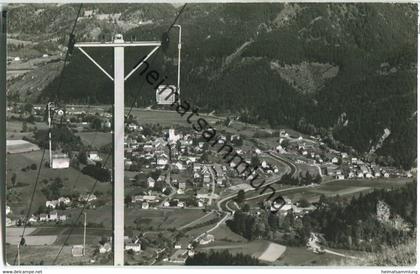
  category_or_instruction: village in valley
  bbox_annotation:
[5,101,414,265]
[3,2,417,267]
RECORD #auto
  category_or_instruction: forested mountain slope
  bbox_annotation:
[8,3,417,169]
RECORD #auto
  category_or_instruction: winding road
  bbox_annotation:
[217,151,298,213]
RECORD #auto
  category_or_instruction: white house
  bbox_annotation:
[157,155,168,166]
[52,153,70,169]
[39,214,49,222]
[178,182,186,190]
[125,243,141,252]
[99,243,112,254]
[49,211,59,221]
[58,197,71,205]
[193,163,202,172]
[59,215,67,221]
[79,193,97,203]
[261,161,268,169]
[133,195,159,203]
[199,234,215,245]
[87,151,102,162]
[127,123,138,131]
[72,245,84,257]
[6,205,11,215]
[147,177,155,188]
[28,215,38,223]
[168,129,181,142]
[174,162,186,170]
[203,174,211,184]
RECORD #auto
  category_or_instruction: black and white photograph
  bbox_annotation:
[0,0,418,271]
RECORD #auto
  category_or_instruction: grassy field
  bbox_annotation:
[61,206,113,228]
[276,246,342,266]
[75,132,111,149]
[6,120,48,140]
[126,108,220,127]
[210,223,247,243]
[124,208,208,230]
[6,244,106,265]
[6,150,112,216]
[257,242,287,262]
[7,225,112,247]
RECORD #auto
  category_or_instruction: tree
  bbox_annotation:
[91,117,102,130]
[23,103,33,114]
[22,121,28,132]
[11,173,17,187]
[81,166,111,182]
[298,198,310,207]
[242,203,250,212]
[235,190,245,204]
[250,155,260,167]
[78,150,88,165]
[281,138,290,148]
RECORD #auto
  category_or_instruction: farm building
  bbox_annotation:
[52,153,70,169]
[72,245,84,257]
[125,243,141,253]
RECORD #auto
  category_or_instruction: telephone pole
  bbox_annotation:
[0,4,7,266]
[16,244,20,266]
[75,35,161,266]
[173,25,181,102]
[47,103,53,168]
[83,212,87,256]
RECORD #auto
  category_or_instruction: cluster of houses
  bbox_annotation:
[124,127,247,210]
[124,236,142,253]
[323,156,409,180]
[31,211,68,223]
[260,160,280,175]
[45,194,97,210]
[277,130,409,181]
[193,163,226,186]
[46,196,71,209]
[124,128,200,173]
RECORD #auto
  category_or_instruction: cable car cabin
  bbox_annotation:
[114,34,124,43]
[156,85,177,105]
[51,153,70,169]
